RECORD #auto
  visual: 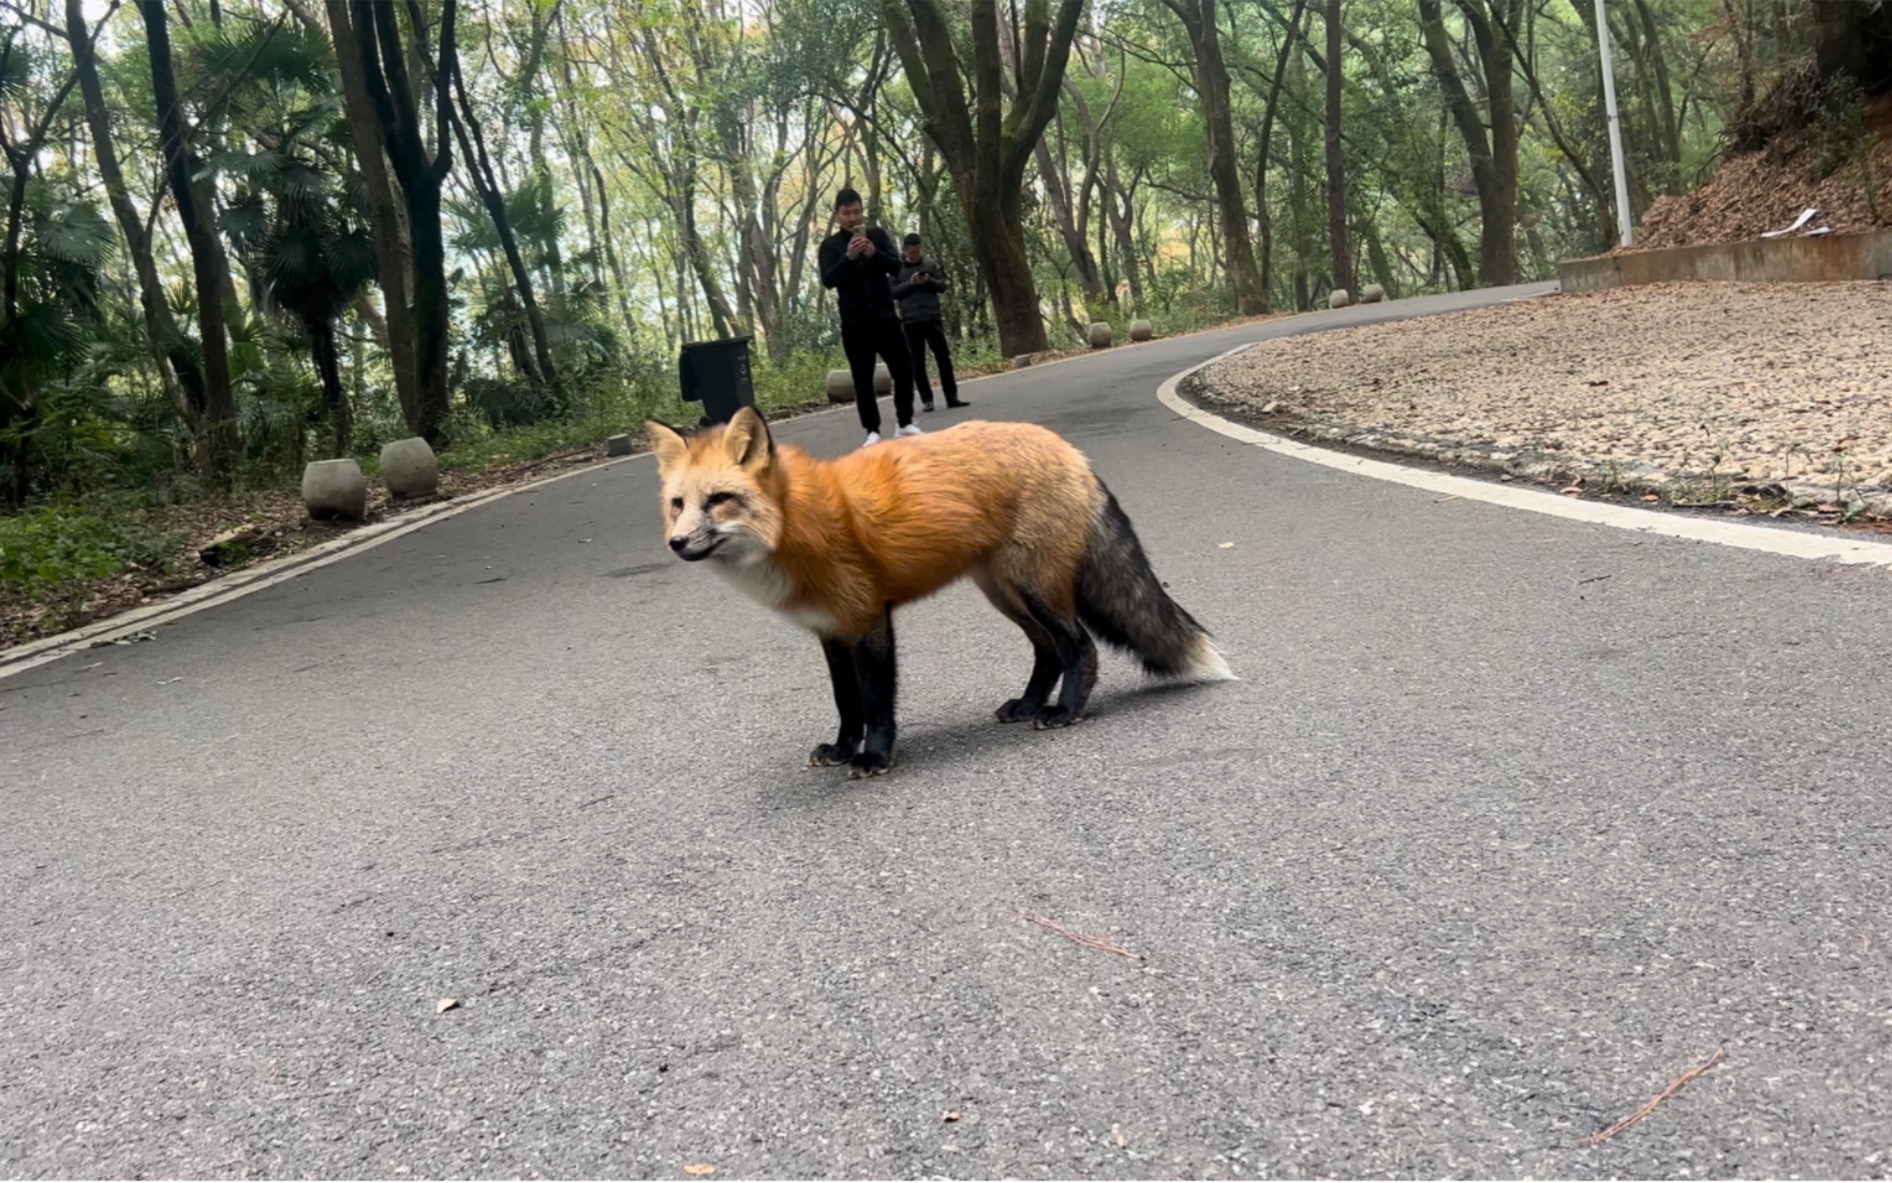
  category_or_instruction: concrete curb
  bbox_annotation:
[1560,228,1892,294]
[1161,348,1892,570]
[0,450,650,681]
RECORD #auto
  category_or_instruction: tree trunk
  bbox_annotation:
[1509,14,1613,245]
[1478,2,1520,285]
[1808,0,1892,94]
[1363,219,1396,296]
[883,0,1086,356]
[1034,136,1107,305]
[353,0,455,446]
[137,0,239,489]
[1323,0,1353,294]
[1,151,33,506]
[1104,156,1142,305]
[309,317,352,458]
[1416,0,1519,287]
[1255,0,1309,306]
[66,0,209,447]
[324,0,421,434]
[1165,0,1266,313]
[591,166,639,347]
[676,173,736,340]
[1630,0,1682,190]
[552,7,606,292]
[449,61,557,386]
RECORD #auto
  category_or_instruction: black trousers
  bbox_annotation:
[902,318,958,405]
[841,315,914,433]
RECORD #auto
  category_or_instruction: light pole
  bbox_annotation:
[1594,0,1634,248]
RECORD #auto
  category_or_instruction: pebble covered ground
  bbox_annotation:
[1196,282,1892,511]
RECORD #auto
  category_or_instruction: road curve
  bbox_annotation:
[5,283,1889,1179]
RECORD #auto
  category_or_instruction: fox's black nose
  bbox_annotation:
[668,536,688,553]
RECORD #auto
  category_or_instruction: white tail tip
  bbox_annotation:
[1180,636,1238,683]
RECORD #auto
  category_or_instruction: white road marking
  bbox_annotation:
[1158,342,1892,569]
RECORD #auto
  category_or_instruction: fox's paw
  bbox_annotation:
[808,741,860,767]
[994,698,1044,724]
[1032,705,1085,730]
[847,751,893,779]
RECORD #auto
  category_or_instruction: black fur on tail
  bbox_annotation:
[1074,479,1230,680]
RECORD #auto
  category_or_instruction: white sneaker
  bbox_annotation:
[860,432,881,448]
[896,424,924,438]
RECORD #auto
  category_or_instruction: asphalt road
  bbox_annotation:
[5,284,1890,1180]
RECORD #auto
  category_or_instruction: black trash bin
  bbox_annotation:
[678,334,756,427]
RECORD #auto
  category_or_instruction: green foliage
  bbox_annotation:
[0,502,177,602]
[0,0,1833,607]
[1815,73,1873,180]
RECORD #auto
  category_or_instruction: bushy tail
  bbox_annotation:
[1074,479,1236,682]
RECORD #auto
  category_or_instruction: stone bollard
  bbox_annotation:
[302,458,368,522]
[1360,283,1385,304]
[379,437,440,500]
[1088,322,1113,349]
[1010,354,1034,369]
[605,433,633,457]
[827,367,891,399]
[1129,319,1153,342]
[1329,288,1352,309]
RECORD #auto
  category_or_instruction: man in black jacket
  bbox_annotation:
[818,188,919,448]
[891,232,968,412]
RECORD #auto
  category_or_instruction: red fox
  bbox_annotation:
[646,406,1234,777]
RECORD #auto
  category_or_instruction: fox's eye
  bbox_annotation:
[669,497,683,512]
[705,491,736,509]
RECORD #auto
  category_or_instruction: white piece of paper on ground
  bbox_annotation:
[1761,207,1819,237]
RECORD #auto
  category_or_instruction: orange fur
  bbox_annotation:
[647,409,1101,640]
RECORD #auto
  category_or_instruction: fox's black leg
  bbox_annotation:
[1019,591,1098,729]
[847,609,898,778]
[996,624,1064,723]
[808,637,864,766]
[970,568,1064,723]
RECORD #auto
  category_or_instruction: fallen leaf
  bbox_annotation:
[684,1165,716,1178]
[436,998,459,1014]
[1217,542,1235,549]
[1560,487,1583,496]
[1113,1123,1128,1149]
[1641,494,1660,502]
[942,1111,961,1123]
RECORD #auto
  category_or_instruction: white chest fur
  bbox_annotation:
[710,558,835,635]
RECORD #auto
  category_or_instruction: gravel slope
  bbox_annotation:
[1196,282,1892,514]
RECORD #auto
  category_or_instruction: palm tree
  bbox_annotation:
[203,19,374,459]
[225,152,376,458]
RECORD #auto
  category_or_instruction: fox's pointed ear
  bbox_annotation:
[645,421,689,475]
[723,406,774,469]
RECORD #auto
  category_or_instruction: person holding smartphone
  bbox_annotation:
[818,188,919,448]
[891,232,968,412]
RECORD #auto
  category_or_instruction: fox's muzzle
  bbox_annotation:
[669,533,723,561]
